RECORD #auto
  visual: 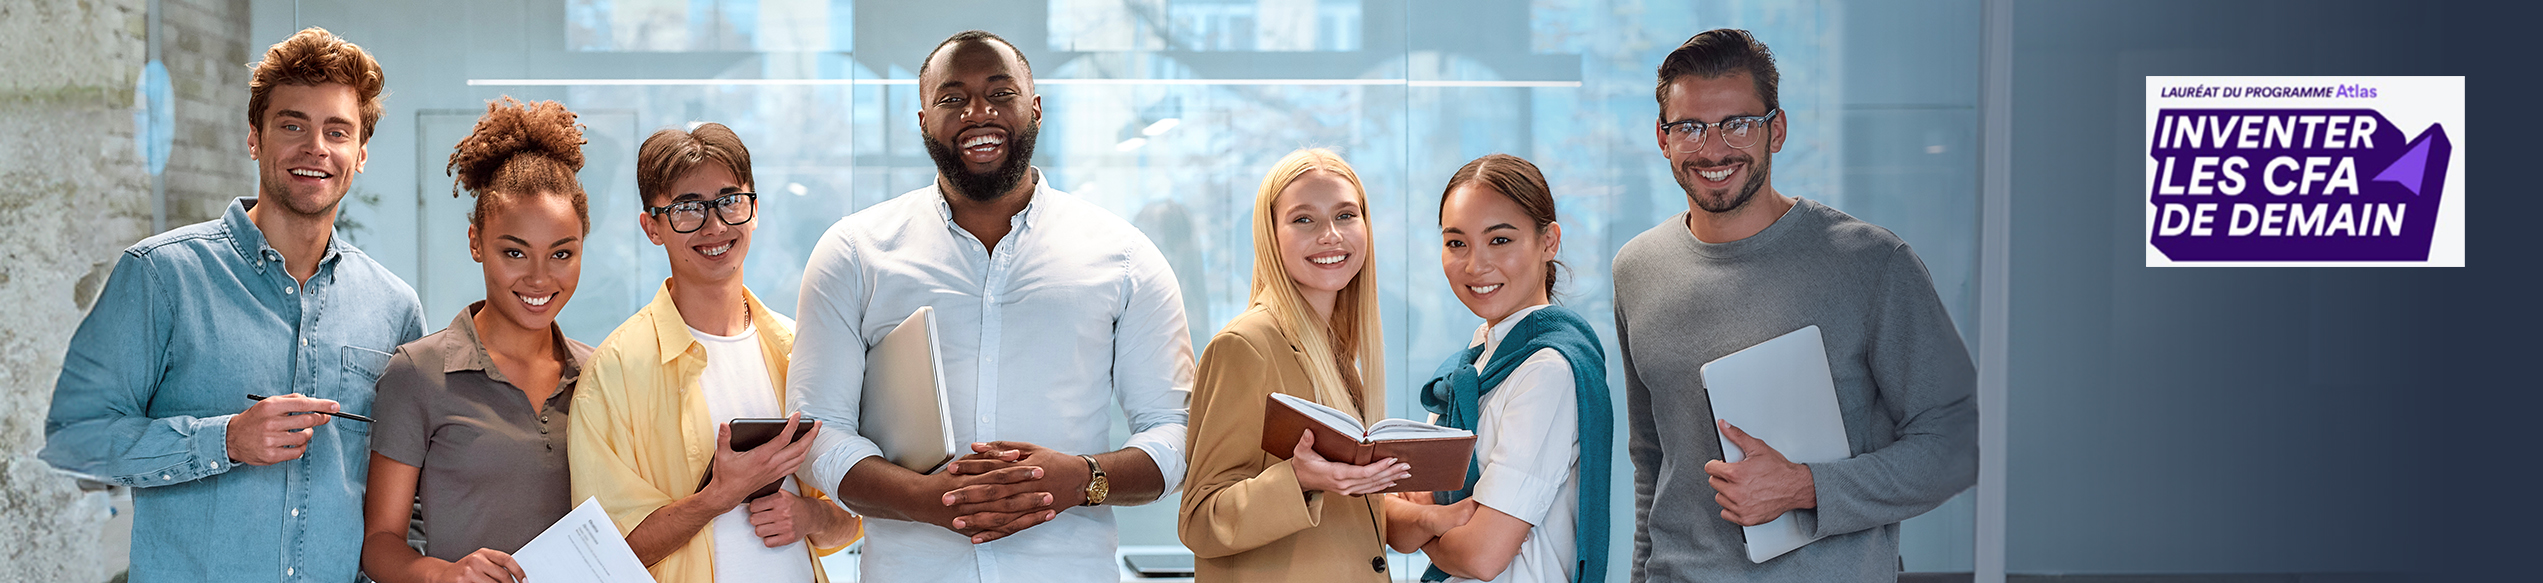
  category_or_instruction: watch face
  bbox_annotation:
[1082,455,1109,505]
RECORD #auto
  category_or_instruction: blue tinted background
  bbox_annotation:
[2007,1,2534,580]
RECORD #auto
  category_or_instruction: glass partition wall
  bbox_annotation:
[279,0,1980,577]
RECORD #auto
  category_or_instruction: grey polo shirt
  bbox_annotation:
[372,302,595,561]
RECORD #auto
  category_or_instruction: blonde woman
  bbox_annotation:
[1179,149,1428,582]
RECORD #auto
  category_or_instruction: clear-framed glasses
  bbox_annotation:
[645,192,758,234]
[1658,109,1781,153]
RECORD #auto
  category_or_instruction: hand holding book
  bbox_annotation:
[1259,393,1478,494]
[1288,429,1410,496]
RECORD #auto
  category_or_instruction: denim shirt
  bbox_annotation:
[42,198,425,583]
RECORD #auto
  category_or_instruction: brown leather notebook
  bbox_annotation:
[1258,393,1477,493]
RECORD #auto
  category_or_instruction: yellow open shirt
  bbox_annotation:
[568,282,859,583]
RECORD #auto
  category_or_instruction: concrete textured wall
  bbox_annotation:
[163,0,255,226]
[1,0,250,580]
[0,0,152,579]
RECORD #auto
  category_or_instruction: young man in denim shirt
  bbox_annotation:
[41,27,425,583]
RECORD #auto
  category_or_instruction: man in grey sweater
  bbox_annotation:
[1613,29,1979,582]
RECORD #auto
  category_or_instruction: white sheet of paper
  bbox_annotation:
[514,497,658,583]
[1698,325,1853,564]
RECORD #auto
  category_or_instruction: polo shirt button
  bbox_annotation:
[285,286,296,295]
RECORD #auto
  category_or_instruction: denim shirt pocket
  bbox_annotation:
[340,345,393,434]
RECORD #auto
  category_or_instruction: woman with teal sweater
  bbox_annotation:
[1386,154,1613,583]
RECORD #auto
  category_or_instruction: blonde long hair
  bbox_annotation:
[1248,148,1386,417]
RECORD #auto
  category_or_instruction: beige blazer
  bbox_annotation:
[1179,307,1393,582]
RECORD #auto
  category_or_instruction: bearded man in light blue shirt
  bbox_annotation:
[41,28,425,583]
[789,30,1194,583]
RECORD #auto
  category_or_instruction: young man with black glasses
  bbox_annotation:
[568,122,862,583]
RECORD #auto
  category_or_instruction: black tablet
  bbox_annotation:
[695,417,818,502]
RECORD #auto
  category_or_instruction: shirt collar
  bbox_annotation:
[930,167,1052,233]
[225,197,349,274]
[441,304,497,375]
[441,301,589,387]
[1682,197,1812,259]
[1473,304,1555,363]
[641,279,785,365]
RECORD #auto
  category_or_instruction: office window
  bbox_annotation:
[300,0,1981,575]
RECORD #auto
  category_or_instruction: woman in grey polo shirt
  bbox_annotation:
[359,97,597,583]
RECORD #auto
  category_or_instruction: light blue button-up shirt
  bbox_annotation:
[791,174,1194,583]
[43,198,425,583]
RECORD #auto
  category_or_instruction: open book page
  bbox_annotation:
[1269,392,1368,437]
[1269,393,1473,443]
[1364,418,1471,442]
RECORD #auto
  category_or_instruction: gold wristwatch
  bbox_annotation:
[1079,454,1110,506]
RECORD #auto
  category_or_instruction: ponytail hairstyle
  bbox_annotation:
[1440,153,1564,301]
[446,96,590,235]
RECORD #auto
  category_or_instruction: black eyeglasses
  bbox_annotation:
[646,192,758,233]
[1658,109,1781,153]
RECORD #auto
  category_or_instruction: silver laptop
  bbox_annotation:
[860,306,956,474]
[1698,325,1853,564]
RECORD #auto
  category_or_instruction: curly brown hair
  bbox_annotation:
[247,27,387,143]
[446,96,590,235]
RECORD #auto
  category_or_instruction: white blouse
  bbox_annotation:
[1442,304,1582,583]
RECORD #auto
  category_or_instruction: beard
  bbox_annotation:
[1676,150,1772,214]
[925,120,1040,202]
[255,166,347,218]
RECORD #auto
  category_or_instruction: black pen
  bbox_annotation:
[245,394,375,423]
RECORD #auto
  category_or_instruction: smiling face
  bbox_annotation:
[1274,171,1370,315]
[471,193,583,332]
[639,163,753,286]
[249,83,369,218]
[1441,182,1559,325]
[1657,71,1784,215]
[919,39,1042,201]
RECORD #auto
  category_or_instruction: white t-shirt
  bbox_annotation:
[1446,304,1581,583]
[691,321,816,583]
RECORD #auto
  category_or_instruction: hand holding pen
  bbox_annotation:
[247,394,374,423]
[226,394,361,466]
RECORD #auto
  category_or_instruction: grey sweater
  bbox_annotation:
[1612,198,1978,582]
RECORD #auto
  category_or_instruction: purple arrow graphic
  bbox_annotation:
[2371,123,2446,196]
